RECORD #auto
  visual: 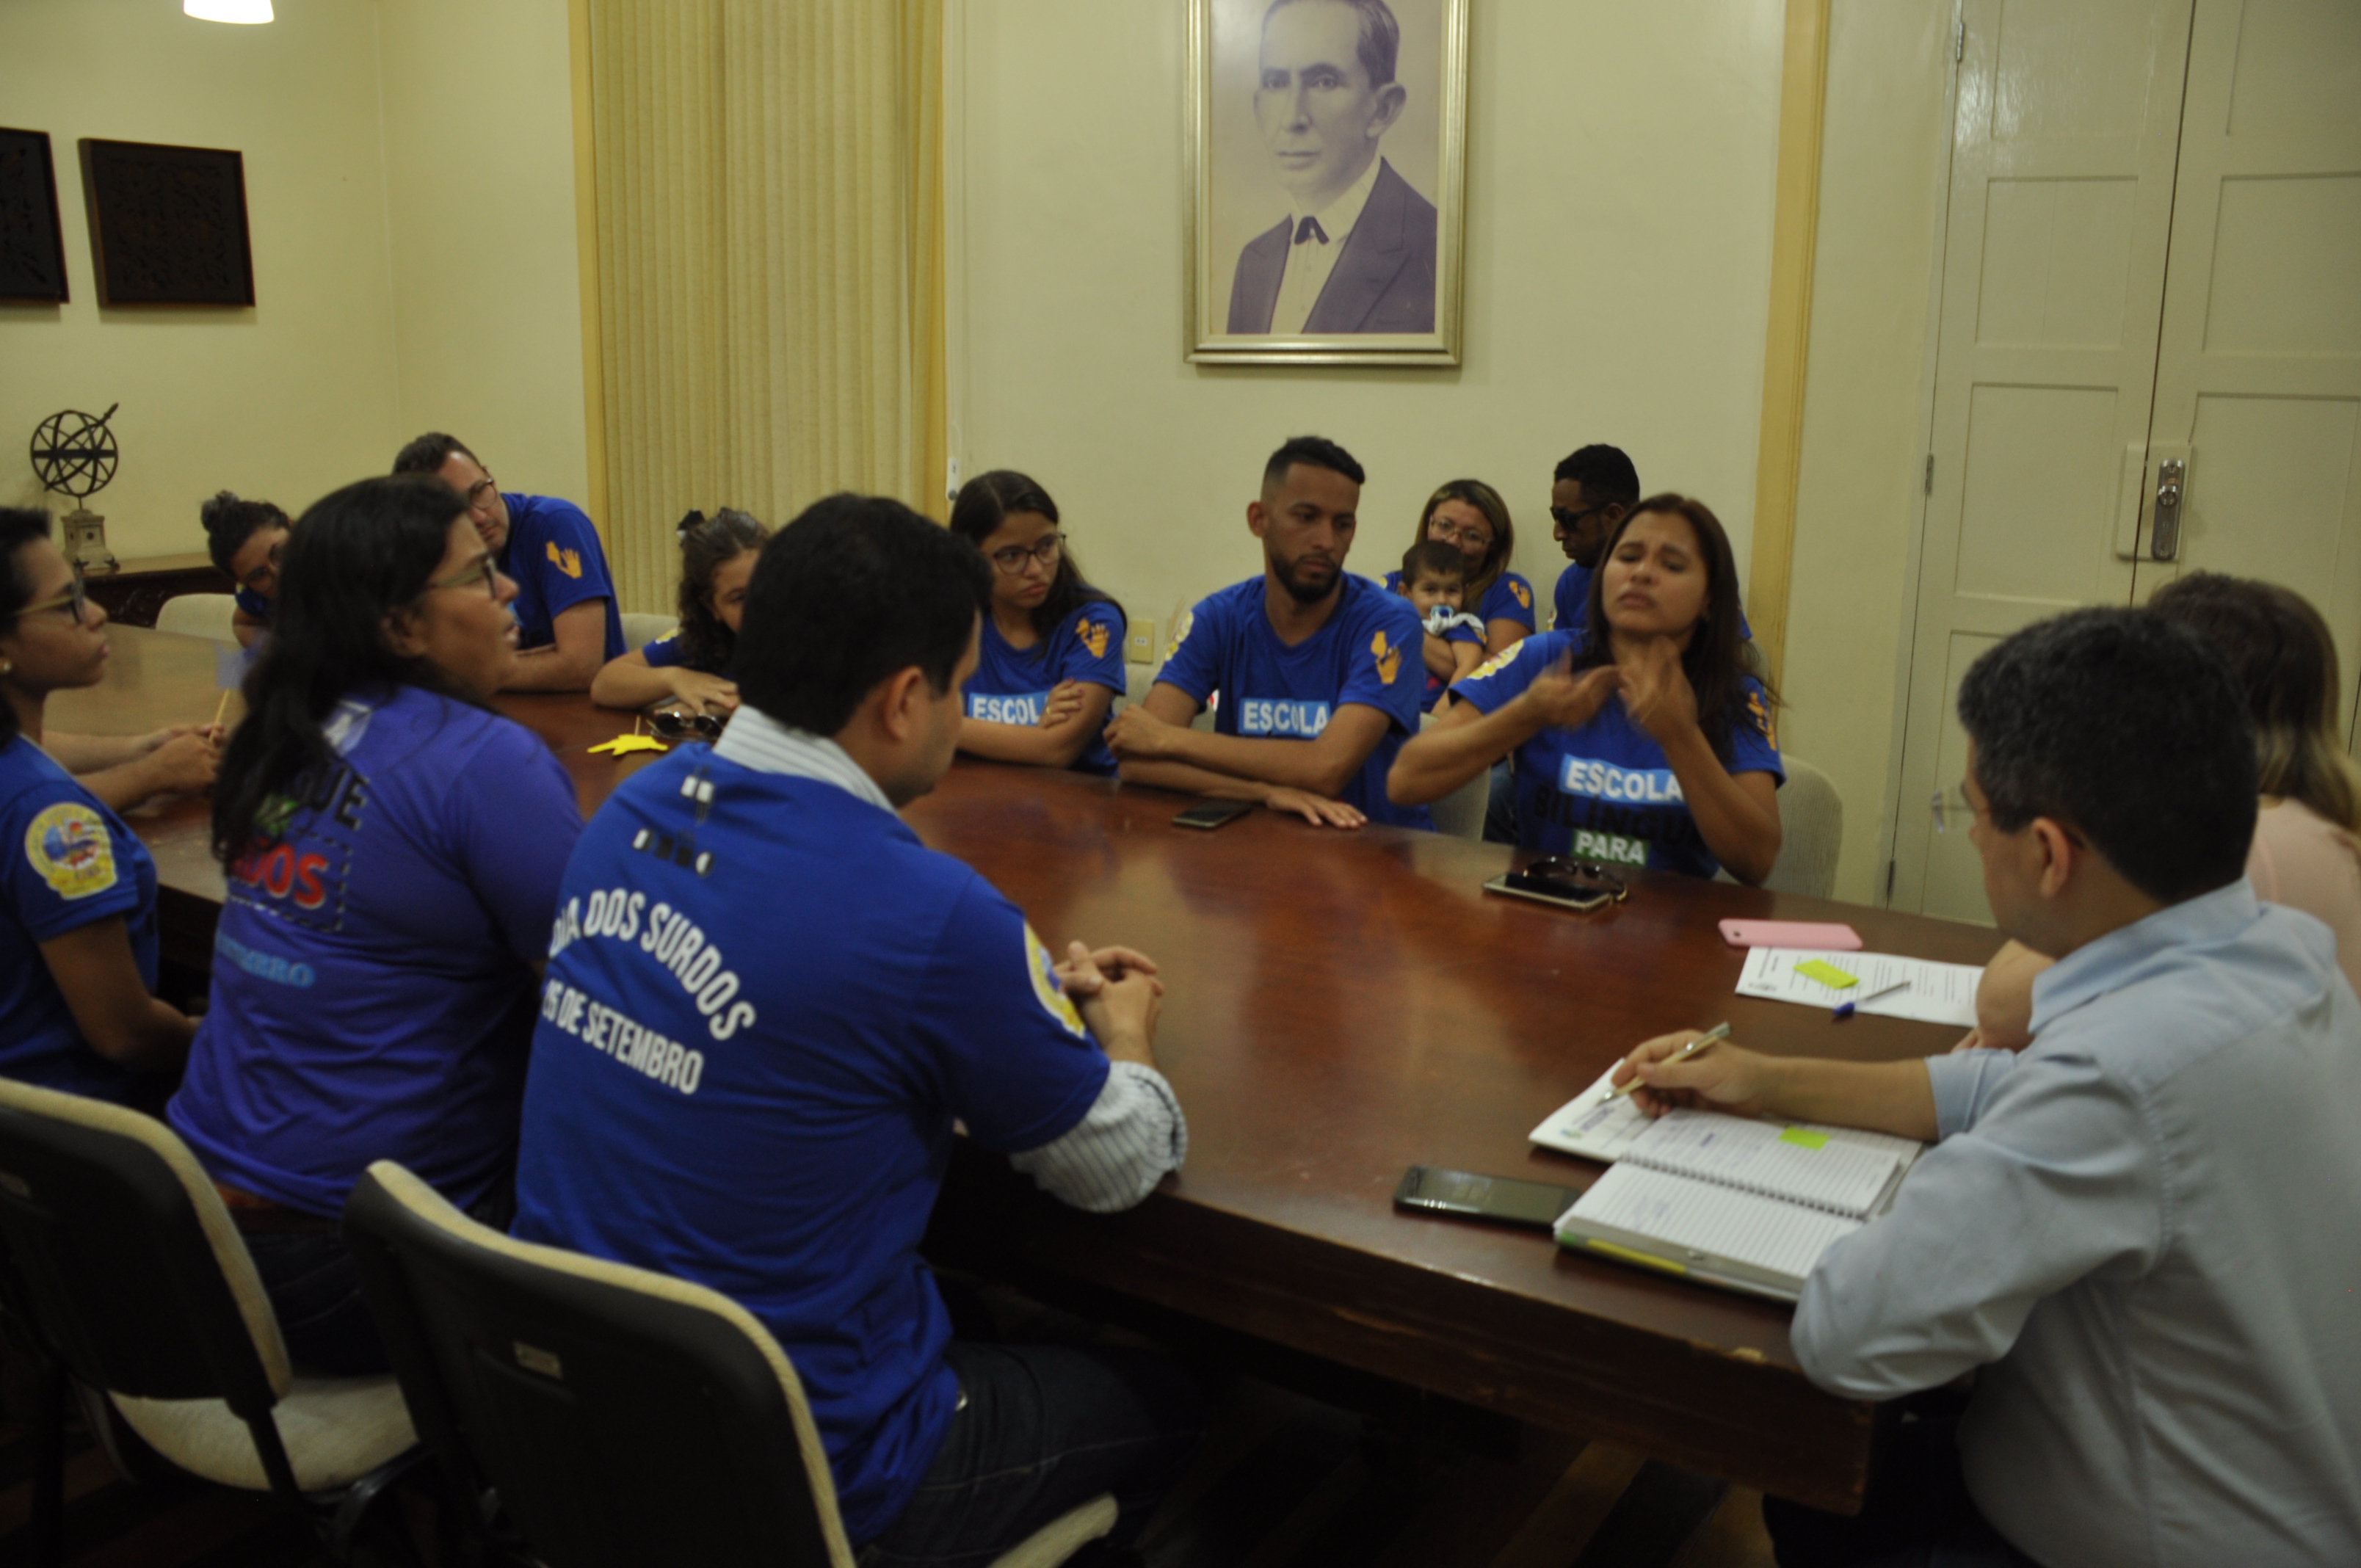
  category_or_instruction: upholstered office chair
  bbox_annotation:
[1758,755,1844,899]
[154,592,239,644]
[342,1160,1117,1568]
[0,1078,421,1567]
[618,611,678,651]
[1418,708,1490,841]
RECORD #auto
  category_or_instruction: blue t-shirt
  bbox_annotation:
[642,631,734,680]
[1382,568,1537,635]
[0,739,154,1102]
[501,493,625,661]
[233,585,272,625]
[512,752,1110,1545]
[1449,631,1783,877]
[1412,611,1485,714]
[170,687,582,1216]
[1158,575,1430,830]
[962,601,1128,776]
[1551,562,1591,634]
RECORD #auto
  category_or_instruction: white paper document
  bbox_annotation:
[1623,1110,1909,1218]
[1736,946,1982,1026]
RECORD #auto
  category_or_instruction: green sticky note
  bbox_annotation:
[1780,1128,1831,1151]
[1795,959,1859,989]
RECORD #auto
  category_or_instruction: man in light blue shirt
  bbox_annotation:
[1614,608,2361,1568]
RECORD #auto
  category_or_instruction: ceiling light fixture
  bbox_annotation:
[184,0,275,22]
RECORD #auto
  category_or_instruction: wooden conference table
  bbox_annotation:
[57,626,2004,1514]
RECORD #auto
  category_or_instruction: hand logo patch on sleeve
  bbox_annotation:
[1467,639,1528,682]
[25,803,118,900]
[1511,580,1531,610]
[1023,924,1088,1038]
[1076,615,1111,660]
[1748,688,1778,747]
[1371,630,1401,686]
[546,540,584,579]
[1163,607,1194,662]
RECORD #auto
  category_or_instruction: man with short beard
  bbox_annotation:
[1103,435,1429,830]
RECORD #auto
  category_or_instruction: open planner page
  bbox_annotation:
[1528,1063,1651,1161]
[1566,1164,1861,1283]
[1622,1111,1910,1217]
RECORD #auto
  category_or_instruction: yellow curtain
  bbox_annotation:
[580,0,944,612]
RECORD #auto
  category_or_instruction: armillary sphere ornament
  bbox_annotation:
[29,403,122,572]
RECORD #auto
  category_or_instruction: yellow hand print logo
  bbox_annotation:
[1511,579,1531,610]
[546,540,583,579]
[1076,616,1110,659]
[1748,689,1779,748]
[1371,629,1401,686]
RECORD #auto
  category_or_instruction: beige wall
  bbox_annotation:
[1779,0,1954,904]
[0,0,403,559]
[949,0,1786,645]
[379,0,591,510]
[0,0,588,562]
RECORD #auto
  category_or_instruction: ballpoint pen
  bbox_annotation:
[1606,1022,1732,1099]
[1833,979,1910,1020]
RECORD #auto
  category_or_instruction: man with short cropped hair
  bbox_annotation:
[513,496,1198,1564]
[392,432,623,691]
[1613,608,2361,1567]
[1104,435,1430,830]
[1545,444,1640,634]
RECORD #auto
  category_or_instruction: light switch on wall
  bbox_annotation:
[1125,618,1156,662]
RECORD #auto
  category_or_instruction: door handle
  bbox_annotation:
[2151,459,2184,562]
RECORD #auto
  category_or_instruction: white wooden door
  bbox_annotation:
[1890,0,2196,921]
[2126,0,2361,753]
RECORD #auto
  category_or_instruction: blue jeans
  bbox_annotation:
[1763,1408,2042,1567]
[857,1342,1203,1567]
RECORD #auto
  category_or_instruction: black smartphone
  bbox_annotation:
[1173,799,1255,830]
[1393,1166,1580,1231]
[1482,871,1614,912]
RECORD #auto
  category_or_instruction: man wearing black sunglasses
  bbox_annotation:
[1546,445,1641,637]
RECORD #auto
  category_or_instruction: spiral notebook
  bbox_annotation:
[1553,1108,1921,1302]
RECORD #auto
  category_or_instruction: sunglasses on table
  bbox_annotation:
[647,707,726,740]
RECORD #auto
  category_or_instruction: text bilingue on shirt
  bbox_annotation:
[1156,573,1431,830]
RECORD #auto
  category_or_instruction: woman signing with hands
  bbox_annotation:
[1388,495,1783,883]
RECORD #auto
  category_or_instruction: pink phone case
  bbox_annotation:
[1718,919,1863,951]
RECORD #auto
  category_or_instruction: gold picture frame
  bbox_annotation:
[1186,0,1469,367]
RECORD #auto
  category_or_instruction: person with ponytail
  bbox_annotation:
[0,507,195,1102]
[1967,573,2361,1049]
[201,489,291,649]
[948,471,1130,774]
[590,508,769,716]
[168,474,584,1372]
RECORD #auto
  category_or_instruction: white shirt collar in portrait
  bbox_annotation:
[1270,153,1385,336]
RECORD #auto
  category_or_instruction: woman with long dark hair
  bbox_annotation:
[0,507,195,1101]
[948,471,1130,774]
[169,474,583,1372]
[1388,494,1784,882]
[590,507,769,715]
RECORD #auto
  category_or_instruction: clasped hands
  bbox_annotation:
[1051,940,1164,1061]
[1518,636,1697,743]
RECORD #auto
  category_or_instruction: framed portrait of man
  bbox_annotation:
[1186,0,1469,366]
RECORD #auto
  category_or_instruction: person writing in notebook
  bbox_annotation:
[1611,608,2361,1567]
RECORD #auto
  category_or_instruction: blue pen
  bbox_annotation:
[1833,979,1910,1020]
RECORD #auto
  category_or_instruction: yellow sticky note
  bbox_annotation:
[1795,959,1858,989]
[1779,1128,1831,1151]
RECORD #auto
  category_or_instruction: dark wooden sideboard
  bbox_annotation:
[81,552,236,628]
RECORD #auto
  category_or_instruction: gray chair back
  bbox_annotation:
[1761,755,1843,899]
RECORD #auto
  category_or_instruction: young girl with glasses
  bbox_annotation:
[948,471,1130,775]
[0,507,197,1106]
